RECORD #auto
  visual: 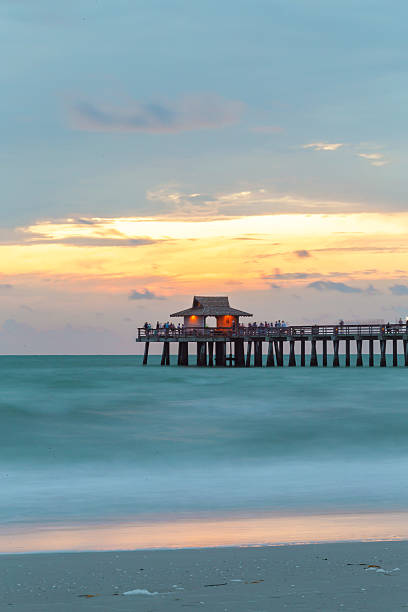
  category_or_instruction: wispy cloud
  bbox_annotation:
[263,272,316,280]
[302,142,344,151]
[146,184,364,218]
[0,283,13,290]
[128,289,164,300]
[294,249,310,258]
[390,284,408,296]
[70,94,244,134]
[358,152,389,167]
[307,281,362,293]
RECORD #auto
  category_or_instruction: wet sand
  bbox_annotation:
[0,541,407,611]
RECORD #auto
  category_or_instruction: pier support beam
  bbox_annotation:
[369,339,374,367]
[356,338,363,367]
[179,342,188,366]
[197,341,207,366]
[393,339,398,367]
[143,342,149,365]
[380,338,387,367]
[279,340,284,366]
[274,340,283,367]
[300,339,305,367]
[245,341,252,367]
[234,339,245,367]
[208,341,214,367]
[254,340,263,367]
[332,339,340,367]
[177,342,183,365]
[404,340,408,367]
[345,339,351,367]
[215,341,226,367]
[161,342,170,366]
[288,339,296,367]
[266,340,275,367]
[310,339,318,367]
[322,339,327,367]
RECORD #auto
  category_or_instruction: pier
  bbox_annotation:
[136,296,408,367]
[137,323,408,367]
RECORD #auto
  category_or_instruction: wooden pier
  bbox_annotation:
[136,323,408,368]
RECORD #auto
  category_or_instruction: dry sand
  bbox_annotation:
[1,541,407,611]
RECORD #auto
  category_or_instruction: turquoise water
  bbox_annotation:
[1,355,408,538]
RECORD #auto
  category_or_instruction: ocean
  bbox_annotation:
[2,355,408,553]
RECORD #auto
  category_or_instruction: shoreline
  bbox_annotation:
[1,540,407,611]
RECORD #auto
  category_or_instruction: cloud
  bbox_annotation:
[128,289,164,300]
[358,152,389,167]
[263,271,316,280]
[390,284,408,296]
[269,283,281,289]
[146,184,364,218]
[70,94,244,134]
[366,284,381,295]
[0,283,13,290]
[30,237,158,247]
[294,250,310,258]
[303,142,344,151]
[307,281,362,293]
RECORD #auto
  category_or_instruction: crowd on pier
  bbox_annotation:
[142,320,290,334]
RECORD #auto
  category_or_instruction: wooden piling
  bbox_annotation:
[300,339,305,367]
[245,341,252,367]
[215,341,226,367]
[266,340,275,367]
[274,340,283,367]
[322,339,327,367]
[180,342,188,366]
[279,340,284,366]
[197,341,207,366]
[404,339,408,367]
[356,338,363,367]
[254,340,263,367]
[393,338,398,367]
[143,342,150,365]
[345,339,350,367]
[234,339,245,367]
[332,338,340,367]
[165,342,170,365]
[177,342,183,366]
[380,338,387,367]
[208,341,214,367]
[288,339,296,367]
[369,338,374,367]
[310,339,318,367]
[161,342,166,366]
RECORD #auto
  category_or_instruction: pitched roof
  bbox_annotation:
[171,296,252,317]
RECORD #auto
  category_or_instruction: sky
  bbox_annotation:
[1,0,408,353]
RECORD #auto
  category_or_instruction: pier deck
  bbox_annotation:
[136,324,408,367]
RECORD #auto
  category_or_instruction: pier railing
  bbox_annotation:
[137,323,407,340]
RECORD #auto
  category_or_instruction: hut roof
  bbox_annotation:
[170,296,252,317]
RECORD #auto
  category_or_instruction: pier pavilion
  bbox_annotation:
[136,296,408,367]
[170,296,252,330]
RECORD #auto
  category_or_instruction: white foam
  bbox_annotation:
[123,588,158,596]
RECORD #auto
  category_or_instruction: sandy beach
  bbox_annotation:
[1,540,407,611]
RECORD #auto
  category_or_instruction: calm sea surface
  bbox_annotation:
[1,355,408,552]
